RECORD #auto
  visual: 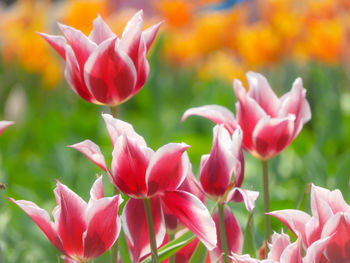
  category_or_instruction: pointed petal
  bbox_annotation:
[279,238,302,263]
[322,212,350,262]
[267,232,291,261]
[8,198,65,254]
[55,182,87,257]
[246,72,280,117]
[88,15,116,44]
[211,207,243,262]
[83,195,122,259]
[175,238,200,263]
[122,198,165,262]
[146,143,190,196]
[232,128,245,187]
[68,140,109,172]
[64,46,96,103]
[182,105,237,133]
[38,32,67,59]
[133,34,149,94]
[200,125,238,197]
[178,167,206,203]
[0,120,14,135]
[268,210,311,246]
[230,253,260,263]
[111,134,152,197]
[252,115,295,159]
[226,188,259,212]
[89,176,104,203]
[58,23,97,70]
[120,10,143,67]
[280,78,311,139]
[142,21,163,51]
[234,79,266,152]
[101,113,146,146]
[84,37,137,106]
[304,236,331,263]
[161,190,217,250]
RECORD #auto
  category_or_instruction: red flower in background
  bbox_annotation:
[39,11,162,106]
[9,177,123,263]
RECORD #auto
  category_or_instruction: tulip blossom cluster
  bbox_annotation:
[10,177,122,263]
[70,113,217,262]
[40,11,161,106]
[182,71,311,160]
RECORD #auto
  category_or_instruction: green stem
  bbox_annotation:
[168,233,175,263]
[109,106,120,263]
[218,203,229,263]
[262,160,270,256]
[143,198,159,263]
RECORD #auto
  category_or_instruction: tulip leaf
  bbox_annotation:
[188,241,207,263]
[242,212,256,258]
[119,230,132,263]
[141,231,195,263]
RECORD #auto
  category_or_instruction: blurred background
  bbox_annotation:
[0,0,350,261]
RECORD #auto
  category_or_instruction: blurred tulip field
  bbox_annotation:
[1,0,350,262]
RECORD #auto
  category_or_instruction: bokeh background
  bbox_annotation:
[1,0,350,262]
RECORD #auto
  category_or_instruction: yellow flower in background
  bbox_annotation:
[0,0,63,88]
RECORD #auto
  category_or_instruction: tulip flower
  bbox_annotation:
[182,72,311,160]
[70,113,217,262]
[230,232,330,263]
[39,11,162,106]
[0,120,14,136]
[9,176,123,263]
[269,184,350,263]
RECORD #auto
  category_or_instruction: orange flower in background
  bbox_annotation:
[0,0,62,87]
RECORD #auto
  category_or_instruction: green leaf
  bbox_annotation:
[242,212,256,258]
[141,231,195,263]
[188,241,207,263]
[119,230,132,263]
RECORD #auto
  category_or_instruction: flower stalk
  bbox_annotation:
[218,203,229,263]
[262,159,270,255]
[143,198,159,263]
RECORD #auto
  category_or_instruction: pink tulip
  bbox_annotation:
[70,113,217,262]
[9,177,123,263]
[182,72,311,160]
[0,120,14,135]
[39,11,162,106]
[269,184,350,263]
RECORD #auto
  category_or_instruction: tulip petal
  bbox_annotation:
[182,105,237,133]
[133,34,150,94]
[303,236,331,263]
[0,120,14,135]
[88,15,116,44]
[111,134,153,197]
[54,182,87,257]
[230,253,260,263]
[64,46,96,103]
[142,21,163,51]
[268,233,291,261]
[146,143,190,196]
[161,190,217,250]
[246,72,280,117]
[8,198,65,254]
[200,125,238,197]
[120,10,143,67]
[83,195,122,259]
[268,210,311,246]
[234,79,266,152]
[211,207,243,262]
[252,115,295,159]
[280,78,311,139]
[122,197,165,262]
[89,176,104,203]
[38,32,67,59]
[322,212,350,262]
[226,188,259,212]
[279,237,302,263]
[68,140,109,172]
[101,113,146,146]
[84,37,137,106]
[58,23,97,71]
